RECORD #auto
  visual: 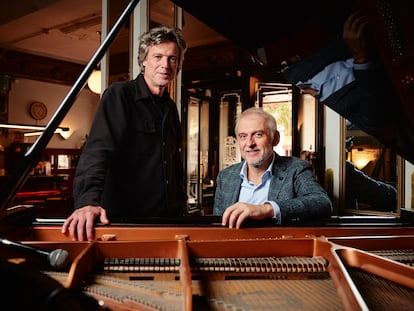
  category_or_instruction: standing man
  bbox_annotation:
[214,107,332,228]
[62,25,188,241]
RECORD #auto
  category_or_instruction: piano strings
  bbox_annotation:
[42,250,414,310]
[101,256,328,276]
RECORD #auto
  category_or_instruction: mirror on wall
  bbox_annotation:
[343,121,399,215]
[184,92,213,215]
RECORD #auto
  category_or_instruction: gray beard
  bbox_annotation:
[247,155,266,167]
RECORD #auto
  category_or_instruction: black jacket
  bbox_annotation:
[73,74,187,220]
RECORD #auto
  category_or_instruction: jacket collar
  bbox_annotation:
[132,73,172,102]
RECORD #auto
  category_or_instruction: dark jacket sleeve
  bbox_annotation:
[213,163,242,216]
[345,161,397,211]
[73,82,132,209]
[270,157,332,224]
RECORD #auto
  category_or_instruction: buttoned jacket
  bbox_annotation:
[73,74,187,220]
[213,153,332,224]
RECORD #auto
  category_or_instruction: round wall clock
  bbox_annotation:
[29,101,47,120]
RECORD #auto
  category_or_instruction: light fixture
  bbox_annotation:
[23,131,47,137]
[0,124,51,131]
[87,68,101,94]
[0,123,70,139]
[23,128,71,140]
[351,147,379,170]
[55,128,71,140]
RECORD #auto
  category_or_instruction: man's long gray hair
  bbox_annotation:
[138,25,187,73]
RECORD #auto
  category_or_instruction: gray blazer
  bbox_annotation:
[213,153,332,224]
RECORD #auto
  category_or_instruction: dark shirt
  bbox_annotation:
[73,74,187,221]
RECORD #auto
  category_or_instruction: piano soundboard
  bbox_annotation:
[4,229,411,311]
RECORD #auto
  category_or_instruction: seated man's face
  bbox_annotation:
[237,114,276,169]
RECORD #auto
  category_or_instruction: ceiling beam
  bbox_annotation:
[0,0,60,25]
[0,49,84,85]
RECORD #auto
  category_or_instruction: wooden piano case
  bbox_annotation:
[1,223,414,311]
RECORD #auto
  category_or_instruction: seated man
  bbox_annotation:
[213,107,332,228]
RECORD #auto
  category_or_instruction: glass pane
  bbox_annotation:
[257,83,293,156]
[186,95,211,214]
[187,97,199,211]
[57,155,70,169]
[219,92,242,170]
[345,121,398,213]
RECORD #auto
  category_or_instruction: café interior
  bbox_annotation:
[0,0,412,219]
[1,1,414,310]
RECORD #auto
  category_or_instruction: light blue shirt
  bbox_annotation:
[297,58,371,101]
[239,155,281,223]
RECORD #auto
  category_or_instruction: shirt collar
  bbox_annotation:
[135,73,171,101]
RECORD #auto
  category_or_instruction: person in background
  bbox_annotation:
[345,160,397,212]
[286,11,373,103]
[284,11,384,133]
[285,11,400,213]
[284,11,414,162]
[213,107,332,228]
[62,25,188,241]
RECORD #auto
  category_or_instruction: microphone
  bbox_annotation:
[0,238,70,269]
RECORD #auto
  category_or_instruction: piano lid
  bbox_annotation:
[173,0,414,163]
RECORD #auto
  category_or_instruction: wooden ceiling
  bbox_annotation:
[0,0,227,85]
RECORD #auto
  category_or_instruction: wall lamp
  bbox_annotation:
[87,67,101,94]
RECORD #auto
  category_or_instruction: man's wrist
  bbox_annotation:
[264,201,280,223]
[263,202,275,217]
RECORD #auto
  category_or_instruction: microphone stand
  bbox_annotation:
[0,0,140,218]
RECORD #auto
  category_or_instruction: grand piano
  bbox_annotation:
[1,0,414,310]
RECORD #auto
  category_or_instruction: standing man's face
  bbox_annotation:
[236,114,279,170]
[142,42,179,95]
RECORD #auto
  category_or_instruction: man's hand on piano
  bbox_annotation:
[222,202,274,229]
[61,205,109,241]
